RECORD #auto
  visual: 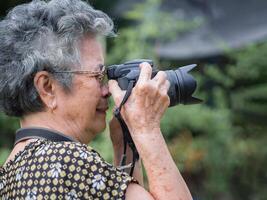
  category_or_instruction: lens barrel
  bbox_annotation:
[165,64,202,106]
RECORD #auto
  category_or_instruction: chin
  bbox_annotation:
[93,120,107,134]
[86,113,106,135]
[100,122,107,132]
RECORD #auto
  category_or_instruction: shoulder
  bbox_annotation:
[34,139,93,158]
[33,140,108,173]
[32,140,135,199]
[34,140,111,169]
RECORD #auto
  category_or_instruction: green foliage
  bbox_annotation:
[0,148,11,166]
[0,114,19,165]
[188,42,267,199]
[161,105,236,199]
[107,0,202,64]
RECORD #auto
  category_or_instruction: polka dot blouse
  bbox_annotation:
[0,140,135,199]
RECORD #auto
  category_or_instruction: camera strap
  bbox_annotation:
[14,127,77,146]
[114,80,139,176]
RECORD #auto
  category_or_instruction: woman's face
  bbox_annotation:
[56,36,109,142]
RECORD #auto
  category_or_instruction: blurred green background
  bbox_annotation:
[0,0,267,200]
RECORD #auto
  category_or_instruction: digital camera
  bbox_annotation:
[107,59,202,106]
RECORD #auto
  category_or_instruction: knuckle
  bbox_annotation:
[153,86,160,95]
[114,96,121,104]
[151,83,160,94]
[166,95,170,106]
[137,83,148,93]
[162,94,170,106]
[160,91,168,100]
[157,71,167,79]
[148,84,156,93]
[165,80,170,90]
[115,93,125,104]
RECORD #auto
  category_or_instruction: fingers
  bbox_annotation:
[163,79,170,93]
[151,71,170,97]
[152,72,170,110]
[152,71,169,93]
[109,117,121,131]
[158,80,170,98]
[108,80,125,107]
[136,62,152,85]
[152,71,166,85]
[109,63,170,114]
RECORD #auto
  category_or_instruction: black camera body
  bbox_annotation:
[107,59,202,107]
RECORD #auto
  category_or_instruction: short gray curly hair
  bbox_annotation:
[0,0,114,117]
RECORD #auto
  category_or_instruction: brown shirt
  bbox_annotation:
[0,139,134,199]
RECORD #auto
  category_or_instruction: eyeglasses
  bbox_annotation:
[53,66,107,85]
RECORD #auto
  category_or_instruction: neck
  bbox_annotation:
[20,111,95,144]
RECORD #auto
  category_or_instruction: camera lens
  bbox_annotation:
[164,64,202,106]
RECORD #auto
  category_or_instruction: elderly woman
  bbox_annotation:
[0,0,192,199]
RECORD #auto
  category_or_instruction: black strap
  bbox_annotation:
[114,80,139,176]
[14,127,77,146]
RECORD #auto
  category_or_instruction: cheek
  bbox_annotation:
[82,87,102,115]
[85,96,98,115]
[62,80,102,119]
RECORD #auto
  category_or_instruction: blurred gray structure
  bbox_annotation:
[113,0,267,60]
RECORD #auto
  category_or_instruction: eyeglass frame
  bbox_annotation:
[52,65,107,83]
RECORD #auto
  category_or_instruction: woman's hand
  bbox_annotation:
[109,116,124,148]
[108,62,170,135]
[109,62,192,200]
[109,116,144,185]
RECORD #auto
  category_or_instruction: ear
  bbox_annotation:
[34,71,57,110]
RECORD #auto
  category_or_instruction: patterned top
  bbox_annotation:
[0,139,135,200]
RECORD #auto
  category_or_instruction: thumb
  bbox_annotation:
[108,80,125,107]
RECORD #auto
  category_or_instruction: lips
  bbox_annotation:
[96,106,109,113]
[96,100,109,114]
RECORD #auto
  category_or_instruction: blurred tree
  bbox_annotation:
[106,0,201,65]
[0,0,29,16]
[0,114,19,165]
[89,0,119,16]
[199,42,267,200]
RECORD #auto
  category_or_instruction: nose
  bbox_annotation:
[101,84,111,98]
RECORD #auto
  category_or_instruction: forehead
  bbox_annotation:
[79,35,104,71]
